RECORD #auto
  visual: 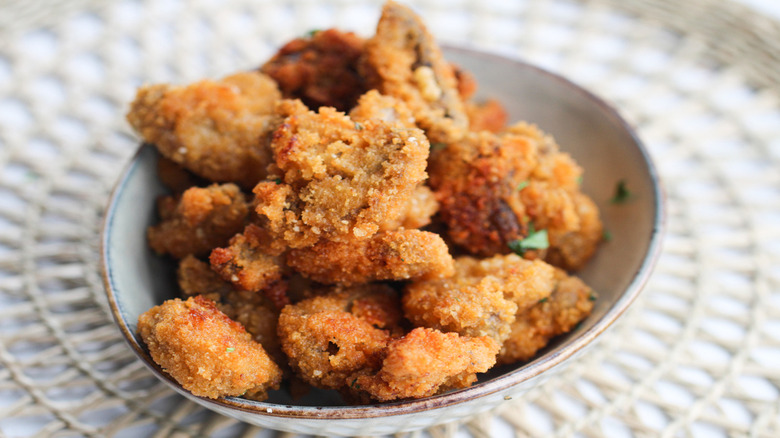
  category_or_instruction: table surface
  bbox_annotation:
[0,0,779,437]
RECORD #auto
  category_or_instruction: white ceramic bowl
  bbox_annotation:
[101,46,664,436]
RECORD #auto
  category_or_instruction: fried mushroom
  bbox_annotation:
[137,296,282,400]
[127,72,281,189]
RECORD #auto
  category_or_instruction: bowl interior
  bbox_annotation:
[102,46,663,417]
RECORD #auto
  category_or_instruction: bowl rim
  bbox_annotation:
[100,44,666,420]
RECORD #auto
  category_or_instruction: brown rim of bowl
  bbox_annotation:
[100,45,666,420]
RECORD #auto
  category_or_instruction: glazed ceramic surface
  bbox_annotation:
[101,46,664,436]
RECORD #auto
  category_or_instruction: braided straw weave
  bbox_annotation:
[1,0,779,436]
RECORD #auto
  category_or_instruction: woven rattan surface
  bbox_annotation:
[1,0,779,436]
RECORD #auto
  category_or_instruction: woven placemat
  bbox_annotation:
[1,0,779,436]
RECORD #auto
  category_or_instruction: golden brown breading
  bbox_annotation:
[403,254,555,343]
[466,99,509,133]
[362,1,468,144]
[209,224,285,293]
[349,327,499,402]
[287,229,454,285]
[253,99,429,248]
[176,255,286,367]
[127,72,281,189]
[428,130,537,256]
[177,255,234,299]
[277,285,401,389]
[261,28,367,112]
[137,296,282,399]
[511,122,603,269]
[348,90,417,129]
[497,268,595,364]
[156,156,206,193]
[429,122,602,270]
[387,184,439,230]
[147,183,248,259]
[348,91,438,229]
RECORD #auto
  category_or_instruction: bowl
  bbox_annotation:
[101,46,664,436]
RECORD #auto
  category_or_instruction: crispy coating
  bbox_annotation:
[261,29,367,112]
[429,130,537,256]
[348,90,417,129]
[177,256,285,366]
[429,122,602,270]
[177,254,234,299]
[127,72,281,189]
[253,99,429,248]
[510,123,603,270]
[498,268,595,364]
[403,254,556,343]
[287,229,453,285]
[137,296,282,399]
[147,183,248,259]
[350,327,499,402]
[209,224,285,293]
[362,1,468,144]
[466,99,509,133]
[386,184,439,230]
[156,156,206,193]
[348,91,438,229]
[277,285,400,389]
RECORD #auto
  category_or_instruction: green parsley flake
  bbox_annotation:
[508,224,549,255]
[602,230,612,242]
[516,180,529,191]
[588,293,597,302]
[431,142,447,151]
[576,175,583,185]
[611,180,633,204]
[226,347,235,353]
[274,178,283,185]
[538,297,548,304]
[354,121,364,131]
[306,29,321,38]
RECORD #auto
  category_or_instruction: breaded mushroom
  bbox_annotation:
[429,122,603,270]
[176,255,286,367]
[362,1,469,144]
[428,130,538,256]
[277,284,401,389]
[349,327,499,402]
[261,28,367,112]
[403,254,556,343]
[127,72,281,189]
[253,99,429,248]
[209,224,286,293]
[137,296,282,400]
[497,268,596,364]
[287,229,454,285]
[147,183,248,259]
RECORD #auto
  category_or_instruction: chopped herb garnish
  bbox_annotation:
[274,178,283,185]
[354,121,364,131]
[538,297,548,304]
[611,180,633,204]
[350,378,361,389]
[602,230,612,242]
[588,293,597,302]
[226,347,235,352]
[516,180,529,191]
[508,224,549,255]
[305,29,321,38]
[576,175,583,185]
[431,142,447,151]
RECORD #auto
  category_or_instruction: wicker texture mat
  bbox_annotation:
[0,0,779,436]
